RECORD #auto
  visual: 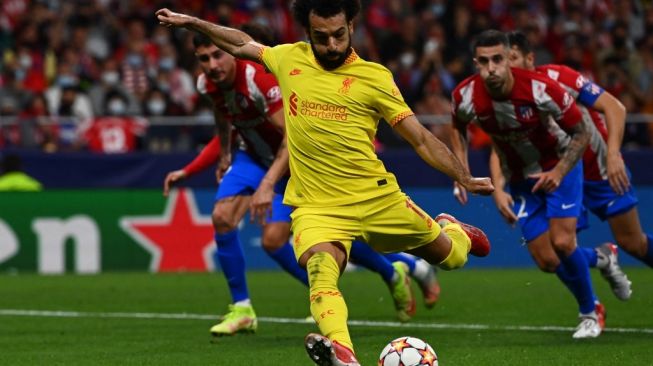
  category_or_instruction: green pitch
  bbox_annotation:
[0,268,651,365]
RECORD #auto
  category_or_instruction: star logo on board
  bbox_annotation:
[120,189,215,272]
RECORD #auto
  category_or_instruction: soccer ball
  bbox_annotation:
[378,336,438,366]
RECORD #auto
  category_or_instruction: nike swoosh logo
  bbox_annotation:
[561,203,576,209]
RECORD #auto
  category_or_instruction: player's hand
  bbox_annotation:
[460,176,494,196]
[163,169,187,197]
[156,8,194,28]
[529,169,562,193]
[215,154,232,183]
[492,189,518,225]
[453,181,468,205]
[250,181,274,226]
[607,151,629,195]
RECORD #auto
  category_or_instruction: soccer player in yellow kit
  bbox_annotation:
[157,2,494,365]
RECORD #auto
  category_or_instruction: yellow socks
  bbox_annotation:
[439,223,471,270]
[307,252,353,352]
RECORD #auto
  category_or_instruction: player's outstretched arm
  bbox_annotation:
[592,92,629,194]
[489,149,517,225]
[449,124,470,204]
[156,8,264,63]
[394,115,494,195]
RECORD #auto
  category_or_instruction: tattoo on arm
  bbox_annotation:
[556,120,590,176]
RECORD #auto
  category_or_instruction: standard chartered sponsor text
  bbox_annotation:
[300,100,348,121]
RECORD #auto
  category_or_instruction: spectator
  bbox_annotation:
[153,43,195,113]
[142,87,186,152]
[88,58,141,116]
[77,91,147,154]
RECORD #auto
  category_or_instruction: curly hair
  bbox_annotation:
[291,0,361,29]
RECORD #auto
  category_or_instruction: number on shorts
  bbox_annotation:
[516,195,528,219]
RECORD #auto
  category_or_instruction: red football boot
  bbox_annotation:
[435,213,491,257]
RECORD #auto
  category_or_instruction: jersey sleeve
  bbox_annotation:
[534,78,583,131]
[252,68,283,116]
[260,44,294,77]
[182,137,221,176]
[450,81,475,129]
[373,68,414,126]
[557,65,604,107]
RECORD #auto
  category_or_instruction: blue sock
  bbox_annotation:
[384,253,417,273]
[580,247,598,267]
[555,247,597,314]
[215,231,249,303]
[266,242,309,286]
[350,241,394,283]
[642,234,653,267]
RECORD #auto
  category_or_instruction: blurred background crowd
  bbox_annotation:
[2,0,653,154]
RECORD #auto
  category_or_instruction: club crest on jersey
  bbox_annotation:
[518,105,533,119]
[338,77,356,95]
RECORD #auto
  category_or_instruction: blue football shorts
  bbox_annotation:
[583,168,638,221]
[215,150,292,223]
[508,163,584,242]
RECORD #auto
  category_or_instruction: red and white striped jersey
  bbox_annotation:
[452,67,583,183]
[536,64,609,181]
[197,59,284,168]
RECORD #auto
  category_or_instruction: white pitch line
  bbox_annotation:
[1,309,652,335]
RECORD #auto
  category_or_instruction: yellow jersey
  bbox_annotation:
[260,42,414,207]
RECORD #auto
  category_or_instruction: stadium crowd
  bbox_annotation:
[2,0,653,152]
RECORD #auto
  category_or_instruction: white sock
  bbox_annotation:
[234,299,251,307]
[412,258,432,282]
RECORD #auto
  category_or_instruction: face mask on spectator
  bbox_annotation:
[126,54,144,68]
[57,75,78,88]
[154,34,169,46]
[400,52,415,69]
[159,57,175,71]
[102,71,120,85]
[158,82,171,92]
[430,4,445,17]
[19,54,32,69]
[147,98,166,115]
[107,99,127,115]
[424,39,439,55]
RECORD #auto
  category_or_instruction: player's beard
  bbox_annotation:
[311,38,352,70]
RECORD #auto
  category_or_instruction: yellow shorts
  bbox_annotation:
[290,190,440,260]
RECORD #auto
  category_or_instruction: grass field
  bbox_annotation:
[1,268,651,365]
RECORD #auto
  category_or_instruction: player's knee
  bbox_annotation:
[261,224,290,252]
[212,207,238,232]
[439,242,468,270]
[549,235,575,254]
[261,235,286,252]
